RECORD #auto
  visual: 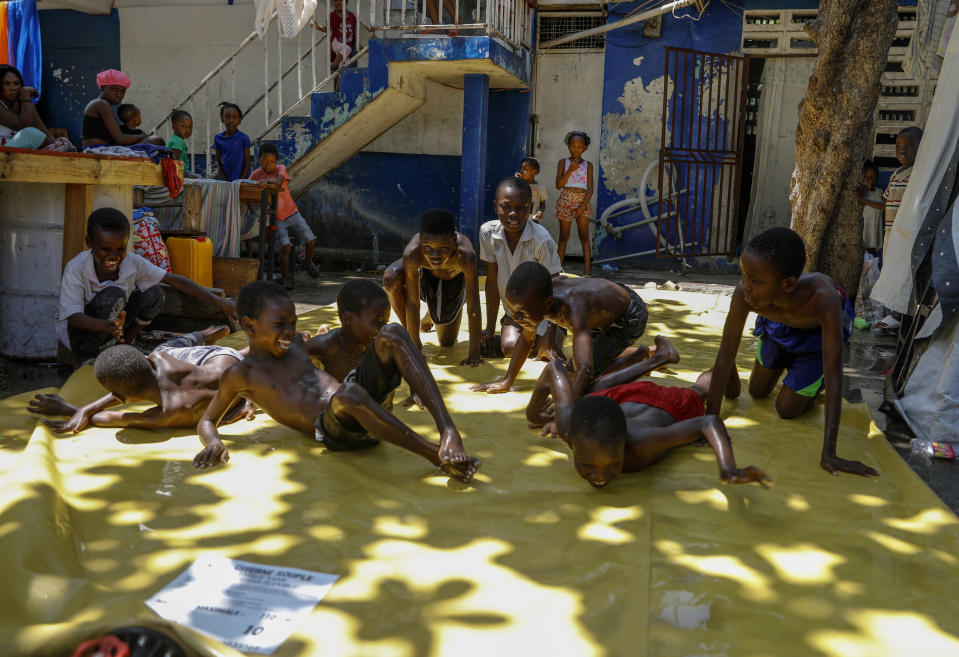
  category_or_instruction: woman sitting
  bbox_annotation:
[81,69,163,148]
[0,64,54,149]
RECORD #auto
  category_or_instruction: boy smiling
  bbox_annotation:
[382,209,483,368]
[194,281,479,483]
[470,177,564,389]
[58,208,236,365]
[706,227,872,478]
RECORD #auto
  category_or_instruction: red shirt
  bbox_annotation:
[250,164,298,221]
[329,10,356,60]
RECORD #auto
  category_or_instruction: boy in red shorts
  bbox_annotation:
[527,336,768,489]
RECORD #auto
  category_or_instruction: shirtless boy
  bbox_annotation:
[382,209,483,367]
[193,281,479,482]
[474,261,648,398]
[707,227,875,477]
[527,337,769,489]
[29,326,251,432]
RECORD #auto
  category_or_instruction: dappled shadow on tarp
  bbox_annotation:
[1,289,958,656]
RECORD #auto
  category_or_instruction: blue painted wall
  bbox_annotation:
[297,152,462,263]
[483,87,532,224]
[595,0,744,269]
[37,9,120,145]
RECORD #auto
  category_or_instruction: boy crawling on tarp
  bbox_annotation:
[527,336,769,489]
[29,326,253,432]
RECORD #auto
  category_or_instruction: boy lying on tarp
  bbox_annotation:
[192,281,480,483]
[29,326,253,431]
[527,336,769,489]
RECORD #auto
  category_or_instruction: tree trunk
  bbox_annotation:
[790,0,898,299]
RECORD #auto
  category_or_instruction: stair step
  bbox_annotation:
[310,91,347,119]
[367,40,388,94]
[281,115,318,142]
[339,67,370,102]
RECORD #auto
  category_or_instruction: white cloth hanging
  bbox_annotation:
[254,0,317,39]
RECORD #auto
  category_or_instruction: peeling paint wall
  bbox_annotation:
[595,1,744,269]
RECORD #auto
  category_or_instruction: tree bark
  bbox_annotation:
[790,0,898,299]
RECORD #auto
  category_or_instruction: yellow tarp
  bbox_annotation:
[3,288,959,657]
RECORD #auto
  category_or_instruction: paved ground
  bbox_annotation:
[5,260,956,512]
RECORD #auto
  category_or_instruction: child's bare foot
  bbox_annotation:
[421,312,434,333]
[438,428,468,465]
[442,456,481,482]
[653,336,680,365]
[200,325,231,344]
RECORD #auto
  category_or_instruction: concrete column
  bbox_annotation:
[459,74,489,246]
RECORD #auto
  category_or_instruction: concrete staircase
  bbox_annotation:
[267,37,531,197]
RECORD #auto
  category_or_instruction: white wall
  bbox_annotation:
[365,80,463,155]
[118,0,455,155]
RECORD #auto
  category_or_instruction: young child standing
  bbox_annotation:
[705,227,874,478]
[882,126,923,253]
[117,104,145,136]
[309,0,366,71]
[213,102,252,181]
[555,131,595,276]
[250,142,319,290]
[516,157,546,222]
[193,281,480,483]
[856,160,883,255]
[166,109,193,174]
[58,208,237,365]
[382,209,484,369]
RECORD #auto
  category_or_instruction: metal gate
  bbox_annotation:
[658,47,747,257]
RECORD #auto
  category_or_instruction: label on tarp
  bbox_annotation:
[146,555,339,654]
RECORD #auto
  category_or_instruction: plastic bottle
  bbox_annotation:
[910,439,959,460]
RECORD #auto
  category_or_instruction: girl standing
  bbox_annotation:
[213,102,252,181]
[555,131,594,276]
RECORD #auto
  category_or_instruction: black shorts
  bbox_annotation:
[569,285,648,375]
[419,269,466,326]
[315,344,402,451]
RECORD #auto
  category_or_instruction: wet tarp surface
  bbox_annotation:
[2,289,958,657]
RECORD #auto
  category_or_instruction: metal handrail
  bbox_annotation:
[151,0,534,175]
[255,45,370,141]
[147,12,278,135]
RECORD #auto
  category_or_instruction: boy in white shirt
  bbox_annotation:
[58,208,236,365]
[471,177,564,393]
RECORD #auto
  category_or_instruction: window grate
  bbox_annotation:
[538,13,606,50]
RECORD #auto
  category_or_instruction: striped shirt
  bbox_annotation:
[882,166,912,229]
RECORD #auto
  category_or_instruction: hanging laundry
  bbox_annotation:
[5,0,41,95]
[0,4,8,66]
[254,0,317,39]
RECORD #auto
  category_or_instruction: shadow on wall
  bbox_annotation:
[297,152,462,267]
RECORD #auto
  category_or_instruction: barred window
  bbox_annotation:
[538,13,606,50]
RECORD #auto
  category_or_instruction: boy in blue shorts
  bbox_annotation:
[250,143,319,290]
[706,227,875,478]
